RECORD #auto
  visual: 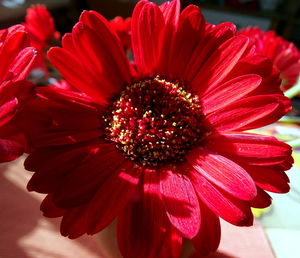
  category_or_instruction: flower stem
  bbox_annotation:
[284,77,300,99]
[279,115,300,123]
[287,138,300,148]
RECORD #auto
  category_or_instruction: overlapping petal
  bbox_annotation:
[0,124,26,162]
[0,25,36,162]
[86,160,141,234]
[190,169,253,226]
[185,22,236,84]
[118,172,182,258]
[206,94,290,132]
[201,74,262,114]
[191,201,221,256]
[205,132,292,166]
[48,11,134,105]
[160,169,200,238]
[239,26,300,91]
[192,35,249,95]
[187,147,257,201]
[132,1,164,75]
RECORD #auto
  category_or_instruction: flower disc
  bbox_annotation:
[104,76,203,167]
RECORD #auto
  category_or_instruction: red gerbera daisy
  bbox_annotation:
[23,0,293,257]
[0,25,36,162]
[239,26,300,91]
[110,16,132,51]
[24,4,60,76]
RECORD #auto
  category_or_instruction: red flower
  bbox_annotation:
[110,16,132,51]
[239,26,300,91]
[24,1,292,257]
[25,4,60,50]
[24,4,60,76]
[0,25,36,162]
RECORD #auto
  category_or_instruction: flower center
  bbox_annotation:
[104,76,203,167]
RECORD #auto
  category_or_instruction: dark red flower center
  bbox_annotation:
[104,76,203,167]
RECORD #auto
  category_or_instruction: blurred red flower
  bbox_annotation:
[0,25,36,162]
[25,4,60,50]
[23,0,292,257]
[239,26,300,91]
[110,16,132,51]
[24,4,60,76]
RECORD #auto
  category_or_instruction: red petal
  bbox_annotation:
[53,147,125,208]
[0,135,24,162]
[160,169,200,238]
[36,86,97,109]
[117,171,182,258]
[187,147,257,201]
[250,187,272,208]
[79,10,119,45]
[206,94,290,132]
[193,35,249,95]
[0,97,18,127]
[59,161,141,240]
[41,194,65,218]
[156,0,181,74]
[43,107,99,131]
[202,74,262,115]
[20,90,101,148]
[0,30,28,81]
[186,22,236,84]
[131,2,164,75]
[246,165,290,193]
[11,47,37,81]
[61,206,88,239]
[192,201,221,256]
[47,47,107,105]
[86,161,141,234]
[168,5,205,78]
[72,22,130,98]
[61,33,76,53]
[227,56,282,95]
[205,132,292,166]
[190,170,253,226]
[33,129,101,147]
[0,124,25,162]
[26,141,104,192]
[79,11,133,81]
[270,155,294,171]
[159,0,180,24]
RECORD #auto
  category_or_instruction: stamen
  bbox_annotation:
[104,76,203,167]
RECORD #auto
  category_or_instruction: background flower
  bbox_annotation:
[239,26,300,91]
[24,4,60,77]
[0,25,36,162]
[109,16,132,51]
[21,0,293,257]
[24,4,60,51]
